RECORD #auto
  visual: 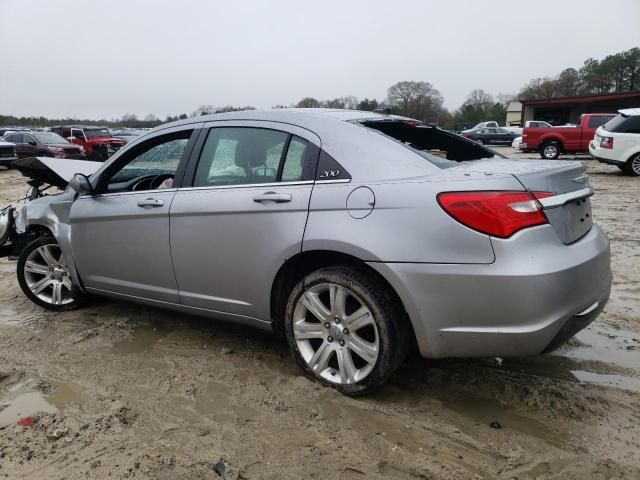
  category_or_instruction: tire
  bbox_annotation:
[16,236,84,311]
[539,141,561,159]
[623,153,640,176]
[284,265,409,395]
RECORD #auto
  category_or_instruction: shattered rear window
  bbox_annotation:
[356,120,501,167]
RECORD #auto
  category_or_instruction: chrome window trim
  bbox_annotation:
[177,180,314,192]
[79,178,350,198]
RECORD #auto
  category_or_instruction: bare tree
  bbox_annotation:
[296,97,321,108]
[386,81,444,122]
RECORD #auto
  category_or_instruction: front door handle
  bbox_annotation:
[253,192,292,203]
[137,198,165,209]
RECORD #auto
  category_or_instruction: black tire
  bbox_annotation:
[89,149,106,162]
[16,236,84,311]
[284,265,409,396]
[623,153,640,176]
[539,141,561,159]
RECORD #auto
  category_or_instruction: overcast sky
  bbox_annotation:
[1,0,639,120]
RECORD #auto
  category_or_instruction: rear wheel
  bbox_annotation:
[16,236,84,311]
[284,265,409,395]
[623,153,640,176]
[540,141,561,159]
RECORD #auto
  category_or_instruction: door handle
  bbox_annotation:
[137,198,165,208]
[253,192,292,203]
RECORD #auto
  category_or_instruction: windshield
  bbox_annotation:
[85,128,111,139]
[33,132,68,144]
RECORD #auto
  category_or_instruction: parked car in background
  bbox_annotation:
[0,137,17,167]
[521,113,615,159]
[589,108,640,176]
[4,131,84,159]
[50,126,125,161]
[111,129,144,144]
[1,109,611,394]
[461,121,498,134]
[462,127,520,145]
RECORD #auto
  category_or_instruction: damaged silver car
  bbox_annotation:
[0,109,612,394]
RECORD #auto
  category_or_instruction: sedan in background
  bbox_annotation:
[463,127,520,145]
[4,131,84,159]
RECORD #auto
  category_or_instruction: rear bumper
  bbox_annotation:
[368,224,611,358]
[588,142,623,165]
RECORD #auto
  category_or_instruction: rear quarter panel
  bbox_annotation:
[303,174,526,264]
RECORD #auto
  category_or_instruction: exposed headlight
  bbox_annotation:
[49,146,64,152]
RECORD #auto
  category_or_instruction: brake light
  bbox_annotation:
[600,136,614,149]
[437,191,553,238]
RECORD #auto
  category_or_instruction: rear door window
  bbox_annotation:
[193,127,316,187]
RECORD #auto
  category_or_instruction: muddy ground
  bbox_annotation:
[0,149,638,479]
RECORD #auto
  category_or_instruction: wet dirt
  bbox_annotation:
[0,153,638,479]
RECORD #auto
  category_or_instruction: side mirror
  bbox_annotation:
[68,173,94,195]
[28,141,37,146]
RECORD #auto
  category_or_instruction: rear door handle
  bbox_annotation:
[137,198,165,208]
[253,192,292,203]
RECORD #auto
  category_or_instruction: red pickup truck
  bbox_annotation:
[521,113,615,159]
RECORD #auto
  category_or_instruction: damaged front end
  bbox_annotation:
[0,157,101,261]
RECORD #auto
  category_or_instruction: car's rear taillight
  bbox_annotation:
[600,136,614,149]
[437,191,553,238]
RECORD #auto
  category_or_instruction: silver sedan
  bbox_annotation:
[6,109,611,394]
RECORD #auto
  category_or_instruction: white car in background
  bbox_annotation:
[589,108,640,176]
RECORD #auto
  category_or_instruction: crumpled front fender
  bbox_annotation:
[15,189,85,292]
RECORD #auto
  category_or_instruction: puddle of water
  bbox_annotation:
[557,327,640,371]
[440,393,570,449]
[0,392,57,426]
[0,379,85,427]
[111,325,169,354]
[571,370,640,393]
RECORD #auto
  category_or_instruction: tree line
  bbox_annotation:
[2,48,637,131]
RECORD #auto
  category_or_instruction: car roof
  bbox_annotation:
[619,108,640,117]
[52,125,109,129]
[162,108,415,129]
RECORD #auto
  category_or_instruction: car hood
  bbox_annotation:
[13,157,101,188]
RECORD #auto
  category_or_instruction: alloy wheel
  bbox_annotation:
[292,283,379,385]
[23,244,73,306]
[632,155,640,175]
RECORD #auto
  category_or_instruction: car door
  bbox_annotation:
[69,125,200,303]
[22,133,39,156]
[170,122,320,321]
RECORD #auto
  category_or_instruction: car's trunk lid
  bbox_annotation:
[450,158,594,244]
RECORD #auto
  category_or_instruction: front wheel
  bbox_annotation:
[284,266,409,395]
[623,153,640,176]
[16,236,84,311]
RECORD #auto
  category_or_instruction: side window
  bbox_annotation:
[24,134,36,144]
[194,127,289,187]
[71,129,85,141]
[103,130,192,191]
[60,129,71,139]
[10,134,23,143]
[621,117,640,134]
[281,137,310,182]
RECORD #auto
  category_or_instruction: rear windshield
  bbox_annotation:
[603,114,640,134]
[357,120,501,168]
